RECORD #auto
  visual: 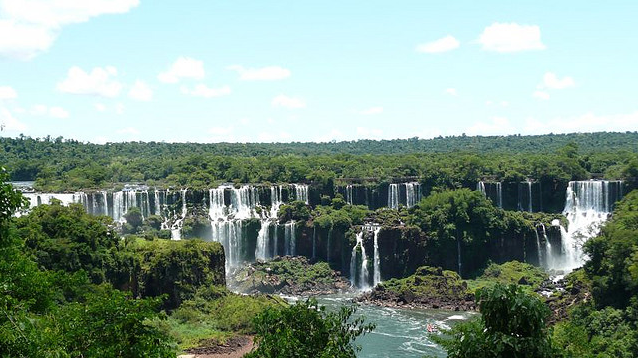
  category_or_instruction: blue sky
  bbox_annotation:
[0,1,637,143]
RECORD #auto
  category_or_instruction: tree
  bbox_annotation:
[435,283,558,358]
[245,298,374,358]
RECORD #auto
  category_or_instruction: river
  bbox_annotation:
[283,294,475,358]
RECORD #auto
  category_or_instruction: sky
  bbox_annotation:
[0,0,637,143]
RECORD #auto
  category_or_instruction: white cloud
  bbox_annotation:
[272,95,306,109]
[415,35,460,53]
[0,85,17,99]
[542,72,575,89]
[57,66,122,97]
[48,106,68,118]
[116,102,124,115]
[227,65,291,81]
[128,80,152,101]
[477,22,545,53]
[466,116,515,136]
[29,104,69,118]
[522,111,638,135]
[181,84,231,98]
[445,88,457,96]
[533,90,550,100]
[257,131,291,143]
[358,106,383,115]
[158,57,205,83]
[0,107,26,131]
[501,101,509,107]
[117,126,138,135]
[0,0,139,60]
[94,103,106,112]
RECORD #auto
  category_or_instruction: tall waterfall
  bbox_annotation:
[405,182,421,208]
[284,222,296,256]
[345,184,353,205]
[270,185,284,218]
[291,184,309,204]
[255,222,270,261]
[550,180,623,272]
[476,181,502,208]
[170,189,188,240]
[496,182,503,208]
[350,231,370,290]
[476,181,486,195]
[372,226,382,287]
[388,184,399,210]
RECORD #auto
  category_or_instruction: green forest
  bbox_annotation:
[2,132,638,357]
[1,132,637,191]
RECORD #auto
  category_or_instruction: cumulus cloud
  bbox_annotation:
[29,104,68,118]
[158,57,205,83]
[272,95,306,109]
[115,103,124,115]
[533,90,550,100]
[57,66,122,97]
[466,116,515,136]
[49,106,68,118]
[181,84,231,98]
[0,107,26,131]
[541,72,575,89]
[445,88,457,96]
[358,106,383,115]
[0,0,139,60]
[94,103,106,112]
[415,35,460,53]
[0,85,17,99]
[477,22,545,52]
[128,80,152,101]
[227,65,291,81]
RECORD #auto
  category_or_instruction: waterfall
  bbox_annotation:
[372,226,382,286]
[388,183,399,210]
[542,224,552,268]
[291,184,309,204]
[550,180,623,272]
[113,191,125,222]
[312,226,317,259]
[270,185,284,218]
[350,231,370,290]
[496,182,503,208]
[170,189,188,240]
[255,221,270,261]
[212,220,244,272]
[528,180,533,213]
[154,189,161,216]
[284,222,296,256]
[457,238,462,276]
[535,226,543,267]
[477,181,486,196]
[273,224,279,257]
[346,184,353,205]
[405,182,421,208]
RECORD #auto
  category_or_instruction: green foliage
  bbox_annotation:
[435,283,558,358]
[380,266,470,300]
[246,298,375,358]
[157,286,284,350]
[468,261,549,292]
[15,201,118,284]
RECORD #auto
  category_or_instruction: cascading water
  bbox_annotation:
[527,180,533,213]
[496,182,503,208]
[291,184,309,204]
[372,226,382,287]
[534,226,543,267]
[550,180,623,272]
[255,221,270,261]
[170,189,188,240]
[476,181,486,195]
[346,184,354,205]
[284,222,296,256]
[350,231,370,290]
[388,184,399,210]
[270,185,284,218]
[405,182,421,208]
[542,224,552,268]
